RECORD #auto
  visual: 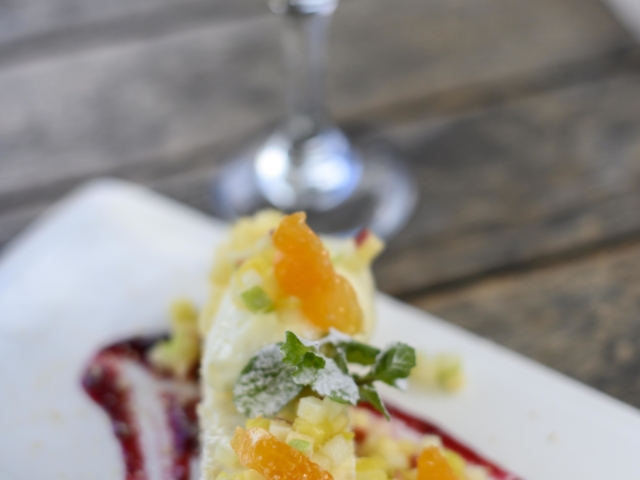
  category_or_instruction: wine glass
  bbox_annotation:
[210,0,417,239]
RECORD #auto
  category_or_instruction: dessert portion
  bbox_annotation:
[82,210,519,480]
[190,211,384,479]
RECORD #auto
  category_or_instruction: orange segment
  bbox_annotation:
[417,447,458,480]
[231,427,334,480]
[272,212,363,335]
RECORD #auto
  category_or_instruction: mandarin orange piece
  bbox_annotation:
[273,212,363,335]
[417,447,458,480]
[231,427,334,480]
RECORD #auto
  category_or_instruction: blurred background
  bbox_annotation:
[1,0,640,407]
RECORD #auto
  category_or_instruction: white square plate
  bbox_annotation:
[1,179,639,480]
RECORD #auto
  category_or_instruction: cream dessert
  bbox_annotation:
[191,211,382,479]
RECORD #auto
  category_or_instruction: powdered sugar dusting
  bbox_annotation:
[295,357,359,404]
[233,344,302,418]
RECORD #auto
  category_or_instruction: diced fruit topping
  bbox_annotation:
[355,457,387,480]
[354,230,384,265]
[410,352,465,393]
[231,427,334,480]
[417,447,458,480]
[352,408,491,480]
[288,438,313,456]
[268,419,293,442]
[298,396,328,424]
[354,229,370,247]
[245,417,271,430]
[148,299,200,378]
[320,433,354,467]
[273,212,364,335]
[335,229,384,272]
[240,286,275,313]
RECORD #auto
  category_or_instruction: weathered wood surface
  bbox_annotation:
[375,71,640,295]
[0,0,262,48]
[0,0,630,199]
[411,241,640,408]
[1,0,640,409]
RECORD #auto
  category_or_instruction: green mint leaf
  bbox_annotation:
[358,384,390,420]
[293,356,359,405]
[233,344,303,418]
[281,331,316,366]
[318,329,372,371]
[340,341,380,366]
[369,342,416,386]
[319,342,349,374]
[241,286,274,313]
[296,351,326,371]
[235,330,415,422]
[333,349,349,374]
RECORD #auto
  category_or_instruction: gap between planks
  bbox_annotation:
[395,229,640,302]
[1,47,638,219]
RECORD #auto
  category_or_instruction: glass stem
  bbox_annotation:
[274,2,337,144]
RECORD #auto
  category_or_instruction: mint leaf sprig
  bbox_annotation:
[233,330,416,420]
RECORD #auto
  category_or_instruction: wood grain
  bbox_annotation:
[0,0,630,201]
[410,241,640,408]
[375,73,640,294]
[0,0,262,48]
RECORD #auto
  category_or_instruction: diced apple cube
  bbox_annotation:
[321,433,353,466]
[245,417,270,430]
[465,465,490,480]
[331,456,356,480]
[376,438,408,471]
[311,452,333,471]
[294,417,329,444]
[298,396,327,425]
[355,471,387,480]
[419,435,443,450]
[356,457,386,472]
[322,397,346,421]
[240,470,266,480]
[214,442,240,469]
[269,419,293,442]
[435,354,465,392]
[239,269,263,290]
[397,439,418,456]
[349,408,371,430]
[443,449,467,477]
[330,413,350,435]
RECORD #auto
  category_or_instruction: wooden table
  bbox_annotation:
[1,0,640,408]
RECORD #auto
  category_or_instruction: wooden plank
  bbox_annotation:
[0,0,262,48]
[374,73,640,294]
[410,241,640,408]
[0,0,631,201]
[5,69,640,286]
[0,1,267,69]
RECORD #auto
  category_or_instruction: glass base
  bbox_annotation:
[209,131,418,239]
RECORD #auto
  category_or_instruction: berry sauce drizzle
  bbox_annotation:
[82,335,519,480]
[82,336,199,480]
